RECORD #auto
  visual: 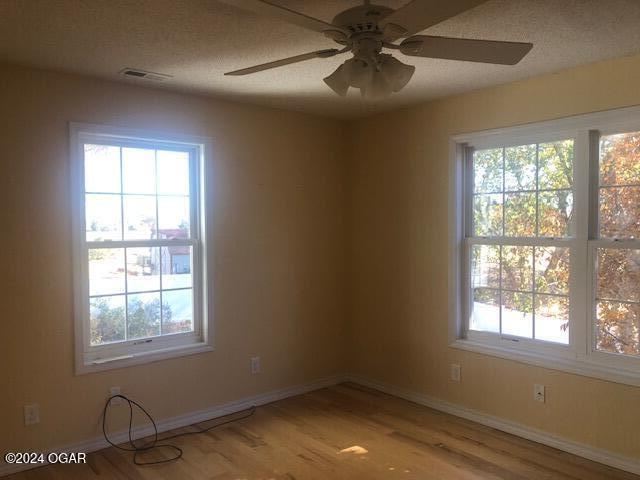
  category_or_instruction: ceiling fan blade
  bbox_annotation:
[225,48,342,75]
[381,0,489,40]
[400,35,533,65]
[218,0,344,35]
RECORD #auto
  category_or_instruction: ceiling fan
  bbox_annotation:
[221,0,533,100]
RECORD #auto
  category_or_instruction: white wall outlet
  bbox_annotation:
[450,364,461,382]
[24,403,40,426]
[109,386,122,406]
[534,384,545,403]
[250,356,261,375]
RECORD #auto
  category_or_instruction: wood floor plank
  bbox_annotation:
[6,383,637,480]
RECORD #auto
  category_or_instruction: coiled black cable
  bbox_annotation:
[102,394,256,466]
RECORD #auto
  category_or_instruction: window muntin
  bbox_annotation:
[468,140,574,346]
[73,126,209,372]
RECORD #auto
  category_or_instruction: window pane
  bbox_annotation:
[596,301,640,356]
[161,246,192,289]
[157,150,190,195]
[162,289,194,334]
[538,140,573,190]
[86,194,122,241]
[599,186,640,239]
[89,248,125,296]
[535,247,570,295]
[158,196,190,237]
[502,246,533,292]
[123,195,156,240]
[597,248,640,303]
[501,291,533,338]
[471,288,499,333]
[122,147,155,194]
[471,245,500,288]
[127,292,161,340]
[473,148,502,193]
[473,194,502,236]
[84,144,120,193]
[505,144,536,192]
[505,192,536,237]
[90,295,125,345]
[538,190,573,238]
[535,294,569,344]
[126,247,160,293]
[600,132,640,187]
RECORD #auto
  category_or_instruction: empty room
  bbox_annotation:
[1,0,640,478]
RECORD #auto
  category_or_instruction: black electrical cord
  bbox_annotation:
[102,394,256,466]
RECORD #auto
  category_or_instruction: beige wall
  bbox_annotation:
[0,63,348,453]
[348,53,640,459]
[3,51,640,461]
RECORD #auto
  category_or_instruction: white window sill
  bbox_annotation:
[450,339,640,387]
[76,342,213,375]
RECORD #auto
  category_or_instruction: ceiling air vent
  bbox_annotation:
[119,68,172,82]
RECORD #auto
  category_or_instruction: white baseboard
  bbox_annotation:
[4,373,637,477]
[0,373,347,478]
[345,374,640,476]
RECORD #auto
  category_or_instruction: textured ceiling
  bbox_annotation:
[2,0,640,118]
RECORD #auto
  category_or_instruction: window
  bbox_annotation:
[594,132,640,357]
[451,108,640,386]
[469,141,573,345]
[71,124,211,373]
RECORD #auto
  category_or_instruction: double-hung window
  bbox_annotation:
[467,139,574,346]
[451,108,640,385]
[592,130,640,366]
[71,124,211,373]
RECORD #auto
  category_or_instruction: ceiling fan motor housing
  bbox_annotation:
[331,4,393,36]
[329,4,396,68]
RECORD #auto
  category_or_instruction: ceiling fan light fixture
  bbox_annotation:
[361,69,393,101]
[378,54,415,93]
[344,58,373,89]
[325,57,376,97]
[323,64,350,97]
[324,54,414,100]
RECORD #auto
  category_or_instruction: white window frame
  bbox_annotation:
[449,106,640,387]
[70,123,213,374]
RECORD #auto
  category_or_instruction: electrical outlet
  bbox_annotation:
[109,386,122,406]
[250,356,261,375]
[24,404,40,426]
[534,384,545,403]
[450,364,461,382]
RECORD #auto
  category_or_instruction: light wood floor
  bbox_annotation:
[9,383,638,480]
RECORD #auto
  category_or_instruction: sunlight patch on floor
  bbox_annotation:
[338,445,368,455]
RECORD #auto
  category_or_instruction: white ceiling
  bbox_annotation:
[2,0,640,118]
